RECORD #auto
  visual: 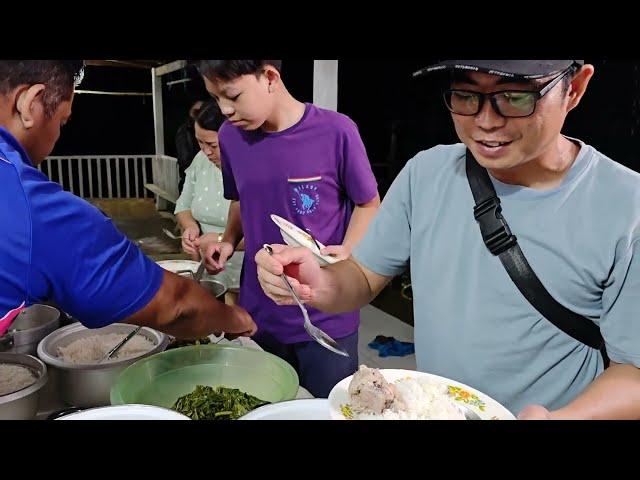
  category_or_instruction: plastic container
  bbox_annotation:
[239,399,329,420]
[56,404,190,420]
[110,344,299,411]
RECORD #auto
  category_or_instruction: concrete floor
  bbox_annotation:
[358,304,416,370]
[90,198,192,261]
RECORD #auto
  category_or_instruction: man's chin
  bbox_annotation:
[468,148,515,170]
[30,154,48,166]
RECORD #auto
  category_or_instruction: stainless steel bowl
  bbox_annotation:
[0,353,48,420]
[0,304,60,355]
[174,269,228,300]
[37,323,168,408]
[199,279,227,299]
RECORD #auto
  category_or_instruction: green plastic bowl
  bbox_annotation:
[110,344,299,408]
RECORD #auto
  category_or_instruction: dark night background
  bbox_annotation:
[52,60,640,197]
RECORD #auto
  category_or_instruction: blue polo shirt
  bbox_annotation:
[0,127,164,328]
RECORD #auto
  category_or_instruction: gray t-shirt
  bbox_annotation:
[353,140,640,415]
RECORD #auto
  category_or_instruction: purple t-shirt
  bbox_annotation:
[219,103,378,343]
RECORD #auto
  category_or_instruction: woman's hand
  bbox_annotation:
[181,226,201,257]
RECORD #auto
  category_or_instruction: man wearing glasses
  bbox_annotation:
[255,60,640,419]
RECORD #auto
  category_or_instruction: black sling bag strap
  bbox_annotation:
[465,149,608,365]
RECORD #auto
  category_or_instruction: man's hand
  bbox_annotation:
[225,305,258,337]
[518,404,552,420]
[255,244,322,305]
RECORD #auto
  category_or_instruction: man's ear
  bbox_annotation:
[263,66,281,93]
[16,84,46,129]
[566,65,594,113]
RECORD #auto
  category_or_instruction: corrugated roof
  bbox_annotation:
[85,60,173,69]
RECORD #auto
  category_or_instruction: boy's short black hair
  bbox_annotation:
[195,60,282,81]
[0,60,84,118]
[194,100,226,132]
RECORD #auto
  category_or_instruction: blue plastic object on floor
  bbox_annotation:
[368,335,415,358]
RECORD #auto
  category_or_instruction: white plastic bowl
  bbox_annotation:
[239,399,329,420]
[156,260,201,275]
[56,404,190,420]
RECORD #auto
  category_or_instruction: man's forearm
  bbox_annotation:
[222,201,244,248]
[551,362,640,419]
[310,258,382,313]
[343,195,380,249]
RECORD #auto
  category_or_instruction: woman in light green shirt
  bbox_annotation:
[174,101,244,299]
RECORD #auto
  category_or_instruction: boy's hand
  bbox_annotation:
[320,244,351,261]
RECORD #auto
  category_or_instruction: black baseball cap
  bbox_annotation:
[413,60,584,80]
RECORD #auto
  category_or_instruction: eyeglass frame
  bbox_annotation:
[442,67,574,118]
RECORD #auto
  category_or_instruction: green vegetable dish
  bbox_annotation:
[172,385,270,420]
[166,337,211,350]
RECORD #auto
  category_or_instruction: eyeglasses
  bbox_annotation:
[442,68,571,118]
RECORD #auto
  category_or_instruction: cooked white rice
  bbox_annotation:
[0,363,37,396]
[57,333,155,364]
[355,377,466,420]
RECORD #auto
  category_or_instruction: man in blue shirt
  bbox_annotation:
[0,60,256,339]
[255,60,640,419]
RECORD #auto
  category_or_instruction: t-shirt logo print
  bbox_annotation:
[292,184,320,215]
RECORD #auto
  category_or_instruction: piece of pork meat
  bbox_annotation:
[348,365,396,414]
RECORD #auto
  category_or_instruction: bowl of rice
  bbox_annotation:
[37,323,168,408]
[0,353,48,419]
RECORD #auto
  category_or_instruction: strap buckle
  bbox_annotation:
[473,196,517,255]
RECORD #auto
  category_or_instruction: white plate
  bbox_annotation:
[156,260,201,275]
[328,369,516,420]
[57,404,190,420]
[239,399,329,420]
[270,214,338,266]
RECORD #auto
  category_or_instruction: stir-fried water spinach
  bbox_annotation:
[172,385,269,420]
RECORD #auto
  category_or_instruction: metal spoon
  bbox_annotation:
[162,228,182,240]
[263,244,349,357]
[457,403,482,420]
[100,326,142,362]
[176,257,206,283]
[193,259,206,282]
[305,228,323,254]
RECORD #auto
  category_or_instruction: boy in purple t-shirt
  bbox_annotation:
[193,60,380,397]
